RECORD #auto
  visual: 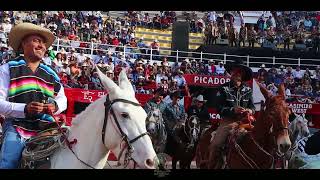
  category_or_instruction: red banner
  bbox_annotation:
[183,74,230,87]
[63,88,320,129]
[65,88,108,103]
[64,88,153,123]
[287,102,320,115]
[208,108,221,122]
[64,88,153,105]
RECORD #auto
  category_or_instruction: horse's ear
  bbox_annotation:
[278,83,286,99]
[95,66,120,94]
[257,81,272,100]
[118,68,135,95]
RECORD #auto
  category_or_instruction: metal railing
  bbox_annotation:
[51,37,320,70]
[0,35,318,70]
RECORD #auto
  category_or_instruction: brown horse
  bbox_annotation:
[197,83,292,169]
[195,124,219,169]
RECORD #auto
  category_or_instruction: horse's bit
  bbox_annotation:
[103,95,149,168]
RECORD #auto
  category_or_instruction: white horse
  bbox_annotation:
[49,68,157,169]
[289,113,310,145]
[286,113,310,169]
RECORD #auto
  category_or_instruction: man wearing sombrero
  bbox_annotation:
[144,88,167,114]
[0,23,67,168]
[208,59,255,169]
[163,90,186,156]
[187,94,210,136]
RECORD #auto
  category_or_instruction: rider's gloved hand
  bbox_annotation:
[234,107,246,114]
[243,108,253,114]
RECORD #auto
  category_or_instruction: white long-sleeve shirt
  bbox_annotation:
[0,63,67,119]
[293,70,304,79]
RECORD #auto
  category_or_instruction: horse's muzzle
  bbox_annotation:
[279,143,291,153]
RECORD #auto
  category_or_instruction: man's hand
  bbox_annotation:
[234,107,246,114]
[43,103,57,114]
[244,109,253,114]
[25,102,44,116]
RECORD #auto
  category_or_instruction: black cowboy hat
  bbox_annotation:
[170,90,182,99]
[226,59,253,81]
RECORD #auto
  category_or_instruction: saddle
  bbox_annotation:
[20,128,67,169]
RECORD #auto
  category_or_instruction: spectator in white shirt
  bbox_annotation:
[156,68,168,85]
[173,70,187,88]
[208,11,216,23]
[216,62,226,75]
[304,16,313,31]
[267,83,278,96]
[0,26,7,43]
[311,66,320,81]
[70,36,80,49]
[106,59,115,72]
[67,48,77,60]
[42,52,52,66]
[293,66,304,82]
[2,18,12,33]
[76,49,86,65]
[61,62,71,76]
[285,86,291,99]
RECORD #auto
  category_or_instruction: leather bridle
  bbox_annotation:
[102,95,149,168]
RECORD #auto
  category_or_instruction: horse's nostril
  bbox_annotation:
[305,132,310,137]
[145,158,155,169]
[280,143,291,153]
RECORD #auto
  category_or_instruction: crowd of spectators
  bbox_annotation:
[202,11,320,52]
[0,11,319,103]
[0,11,177,63]
[43,46,228,98]
[257,64,320,103]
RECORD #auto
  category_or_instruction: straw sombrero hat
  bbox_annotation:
[8,22,55,51]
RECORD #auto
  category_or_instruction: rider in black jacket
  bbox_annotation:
[208,59,255,169]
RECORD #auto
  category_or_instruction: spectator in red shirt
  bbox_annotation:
[317,12,320,22]
[161,16,169,29]
[145,65,156,83]
[150,39,160,60]
[112,36,120,46]
[207,59,216,75]
[59,72,69,87]
[78,70,90,89]
[129,38,137,47]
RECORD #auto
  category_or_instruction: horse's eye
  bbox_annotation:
[121,113,129,119]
